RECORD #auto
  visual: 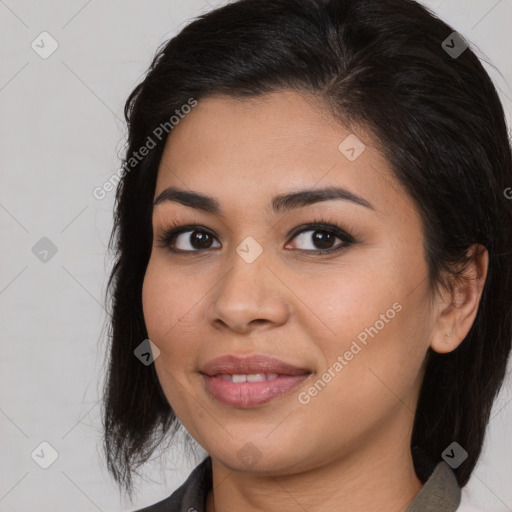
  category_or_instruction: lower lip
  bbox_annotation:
[201,373,311,408]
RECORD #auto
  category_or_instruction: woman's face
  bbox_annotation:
[142,90,437,474]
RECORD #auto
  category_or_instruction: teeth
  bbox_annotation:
[218,373,280,382]
[247,373,266,382]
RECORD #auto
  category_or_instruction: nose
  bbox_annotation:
[205,247,290,334]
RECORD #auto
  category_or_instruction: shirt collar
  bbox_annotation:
[406,460,461,511]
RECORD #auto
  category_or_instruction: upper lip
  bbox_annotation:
[200,354,311,376]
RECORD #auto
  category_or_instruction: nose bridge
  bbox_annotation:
[219,236,269,306]
[207,236,289,331]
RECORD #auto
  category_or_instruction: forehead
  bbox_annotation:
[154,91,413,221]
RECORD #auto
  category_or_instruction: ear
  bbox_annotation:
[430,244,489,354]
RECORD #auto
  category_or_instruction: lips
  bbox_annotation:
[200,354,311,377]
[199,354,312,408]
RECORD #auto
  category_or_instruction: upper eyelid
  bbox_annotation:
[159,222,350,238]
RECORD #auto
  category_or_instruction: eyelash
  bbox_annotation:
[154,217,357,255]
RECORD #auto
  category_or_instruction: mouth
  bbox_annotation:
[199,354,313,408]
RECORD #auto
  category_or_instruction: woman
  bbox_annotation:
[101,0,512,510]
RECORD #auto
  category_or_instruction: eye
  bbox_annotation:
[287,228,349,252]
[285,221,355,253]
[156,225,221,252]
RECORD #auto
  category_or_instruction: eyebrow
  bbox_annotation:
[153,185,374,215]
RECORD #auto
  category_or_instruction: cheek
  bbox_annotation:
[142,257,188,341]
[295,307,427,448]
[142,257,204,365]
[298,251,430,406]
[142,259,198,412]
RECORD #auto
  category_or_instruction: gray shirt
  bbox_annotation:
[136,456,461,512]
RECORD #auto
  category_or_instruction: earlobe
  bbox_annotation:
[430,244,489,354]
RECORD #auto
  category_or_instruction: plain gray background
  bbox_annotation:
[1,1,511,511]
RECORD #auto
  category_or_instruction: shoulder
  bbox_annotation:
[133,456,212,512]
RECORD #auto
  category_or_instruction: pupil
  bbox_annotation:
[313,230,334,249]
[192,231,212,248]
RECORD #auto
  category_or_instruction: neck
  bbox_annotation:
[206,437,423,512]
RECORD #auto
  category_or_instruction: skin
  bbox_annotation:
[142,90,488,512]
